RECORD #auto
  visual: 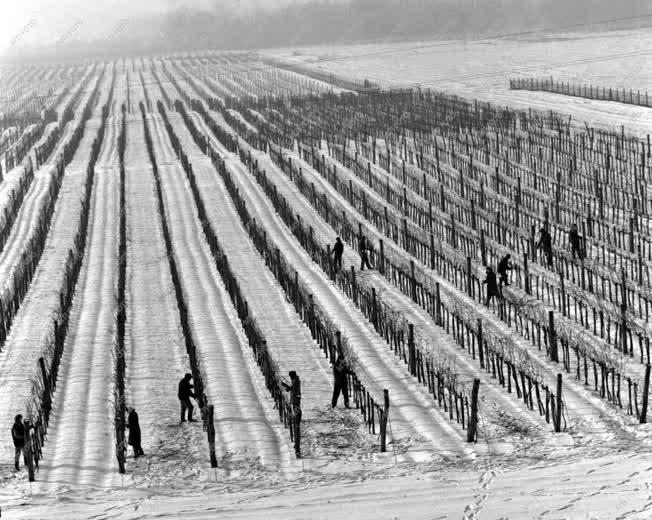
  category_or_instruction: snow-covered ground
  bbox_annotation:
[7,448,652,519]
[266,28,652,135]
[147,111,294,472]
[122,112,207,485]
[167,109,379,467]
[3,45,652,518]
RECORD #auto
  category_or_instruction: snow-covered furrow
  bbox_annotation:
[0,168,49,266]
[40,121,75,168]
[0,120,102,466]
[55,66,92,121]
[201,119,474,460]
[29,121,59,163]
[235,138,548,447]
[0,76,104,276]
[122,114,208,482]
[191,111,240,160]
[93,66,113,115]
[1,123,38,169]
[70,68,98,120]
[38,122,119,488]
[280,147,647,447]
[141,71,163,108]
[0,163,27,203]
[110,73,127,117]
[167,111,380,463]
[147,113,294,469]
[0,116,84,283]
[96,114,118,167]
[29,74,113,486]
[0,121,58,221]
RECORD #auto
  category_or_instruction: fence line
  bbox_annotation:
[510,77,651,108]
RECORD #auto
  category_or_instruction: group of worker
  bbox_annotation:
[331,236,373,272]
[483,224,585,306]
[10,224,586,470]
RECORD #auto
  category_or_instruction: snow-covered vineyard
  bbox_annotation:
[1,52,652,518]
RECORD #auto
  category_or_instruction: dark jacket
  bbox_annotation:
[497,256,512,275]
[538,231,552,253]
[282,378,301,408]
[569,229,581,249]
[127,410,141,447]
[178,378,195,401]
[333,358,350,383]
[359,237,367,254]
[483,271,499,295]
[333,241,344,257]
[11,422,25,448]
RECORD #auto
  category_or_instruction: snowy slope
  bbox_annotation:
[226,131,553,454]
[0,118,101,469]
[285,145,650,449]
[167,111,385,466]
[202,117,475,461]
[122,113,207,484]
[145,111,294,471]
[36,122,119,489]
[266,29,652,135]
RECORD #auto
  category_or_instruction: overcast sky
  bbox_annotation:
[0,0,303,51]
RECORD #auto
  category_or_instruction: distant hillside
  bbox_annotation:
[3,0,651,61]
[155,0,651,50]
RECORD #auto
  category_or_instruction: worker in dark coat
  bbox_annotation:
[332,354,351,408]
[178,373,197,422]
[331,236,344,271]
[127,407,144,458]
[569,224,583,260]
[497,253,512,288]
[482,266,499,306]
[282,371,302,458]
[538,228,553,268]
[11,414,28,471]
[359,236,372,270]
[282,371,301,411]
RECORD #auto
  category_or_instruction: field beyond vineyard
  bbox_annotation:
[1,36,652,518]
[268,28,652,135]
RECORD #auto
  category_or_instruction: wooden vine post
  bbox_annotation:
[466,256,473,297]
[117,424,125,474]
[208,404,217,468]
[408,324,416,376]
[641,364,651,424]
[380,389,390,452]
[38,357,49,402]
[554,373,563,433]
[621,268,628,355]
[480,230,487,266]
[559,272,566,317]
[477,319,484,369]
[294,401,302,459]
[25,423,35,482]
[467,379,480,442]
[548,311,558,362]
[327,244,333,280]
[410,260,416,301]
